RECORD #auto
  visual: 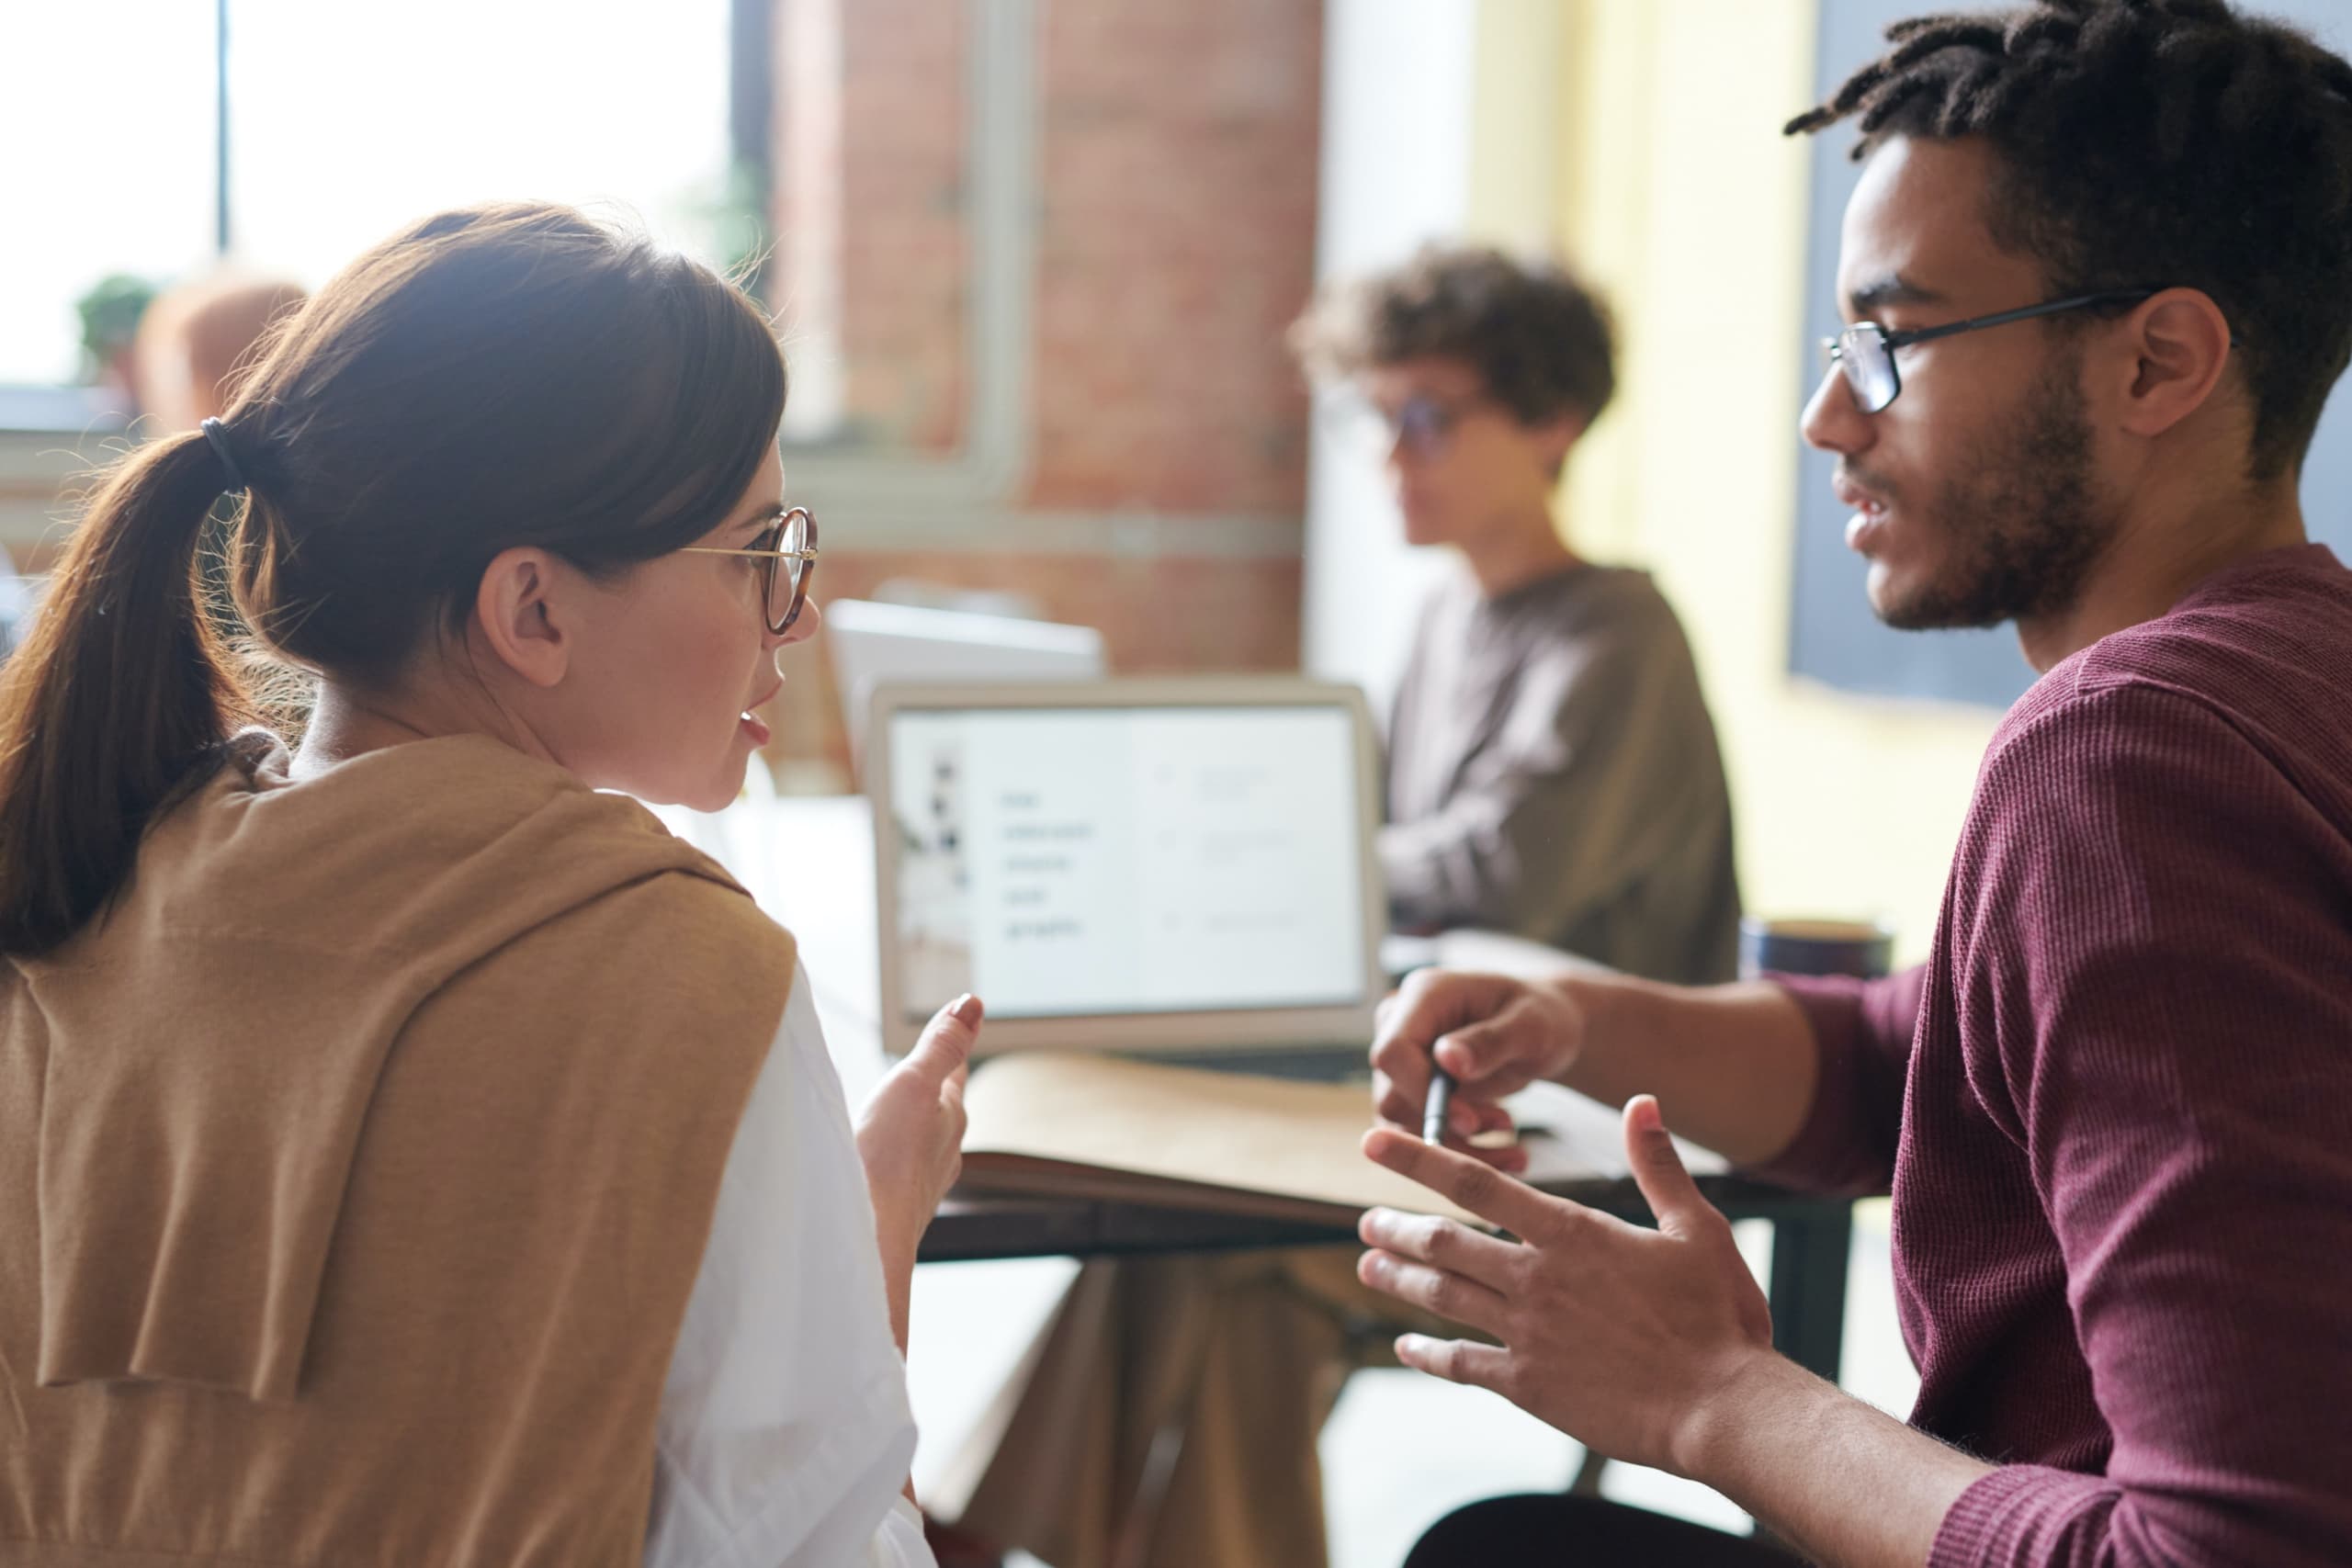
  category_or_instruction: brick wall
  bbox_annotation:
[838,0,968,451]
[765,0,1324,784]
[1022,0,1319,517]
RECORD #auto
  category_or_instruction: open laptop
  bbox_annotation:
[867,678,1385,1074]
[825,599,1106,770]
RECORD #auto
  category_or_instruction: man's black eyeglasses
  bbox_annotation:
[1821,290,2160,414]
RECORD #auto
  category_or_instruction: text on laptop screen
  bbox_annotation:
[887,705,1367,1022]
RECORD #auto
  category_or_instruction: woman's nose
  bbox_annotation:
[772,594,822,656]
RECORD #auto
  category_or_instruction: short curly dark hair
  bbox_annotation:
[1787,0,2352,480]
[1289,245,1616,429]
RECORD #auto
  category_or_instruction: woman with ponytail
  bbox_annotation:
[0,203,973,1567]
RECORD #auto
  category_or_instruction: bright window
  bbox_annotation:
[0,0,741,389]
[1,3,217,386]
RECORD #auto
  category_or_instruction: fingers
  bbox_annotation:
[1370,1085,1528,1170]
[1429,1016,1522,1086]
[1358,1206,1522,1293]
[1371,979,1502,1127]
[1362,1125,1563,1240]
[1454,1138,1531,1176]
[939,1060,967,1144]
[1458,1099,1519,1141]
[1370,970,1508,1088]
[1437,1103,1530,1174]
[1372,973,1563,1133]
[903,993,984,1088]
[1370,1039,1431,1124]
[1371,1067,1425,1133]
[1393,1334,1514,1396]
[1621,1095,1712,1240]
[1356,1248,1510,1335]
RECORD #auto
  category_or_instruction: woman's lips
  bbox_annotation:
[739,681,783,747]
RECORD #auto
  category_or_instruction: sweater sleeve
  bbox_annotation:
[645,961,934,1568]
[1378,594,1714,946]
[1928,683,2352,1568]
[1742,966,1926,1197]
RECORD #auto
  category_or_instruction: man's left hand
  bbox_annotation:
[1355,1094,1778,1477]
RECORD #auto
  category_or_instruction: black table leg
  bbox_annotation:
[1767,1200,1853,1385]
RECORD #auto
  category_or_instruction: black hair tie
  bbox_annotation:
[199,417,248,496]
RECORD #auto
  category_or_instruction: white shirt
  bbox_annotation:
[644,961,936,1568]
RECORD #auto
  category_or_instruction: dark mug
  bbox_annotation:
[1738,917,1894,981]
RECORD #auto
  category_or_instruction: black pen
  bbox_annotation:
[1421,1067,1454,1145]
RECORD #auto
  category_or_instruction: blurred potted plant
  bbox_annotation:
[75,273,158,400]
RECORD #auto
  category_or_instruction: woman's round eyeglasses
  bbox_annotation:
[681,505,820,635]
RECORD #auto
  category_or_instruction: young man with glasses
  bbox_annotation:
[1361,3,2352,1564]
[1304,244,1743,986]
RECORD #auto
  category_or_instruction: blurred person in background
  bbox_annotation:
[929,250,1742,1568]
[0,258,290,665]
[133,268,309,432]
[0,201,977,1568]
[1306,245,1741,985]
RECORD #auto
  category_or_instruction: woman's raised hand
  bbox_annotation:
[856,994,983,1245]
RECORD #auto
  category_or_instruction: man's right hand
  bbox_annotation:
[1370,969,1586,1169]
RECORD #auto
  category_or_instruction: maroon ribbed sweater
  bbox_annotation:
[1764,544,2352,1567]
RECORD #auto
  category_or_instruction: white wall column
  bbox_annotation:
[1300,0,1566,717]
[1298,0,1478,715]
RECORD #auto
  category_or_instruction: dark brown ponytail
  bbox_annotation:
[0,201,786,956]
[0,433,255,953]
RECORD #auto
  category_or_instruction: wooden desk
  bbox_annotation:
[669,792,1854,1386]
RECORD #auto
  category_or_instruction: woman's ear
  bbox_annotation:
[471,547,572,690]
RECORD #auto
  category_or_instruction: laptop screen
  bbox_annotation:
[883,702,1370,1025]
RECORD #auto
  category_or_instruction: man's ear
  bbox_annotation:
[1535,409,1591,482]
[2111,288,2236,441]
[471,547,572,690]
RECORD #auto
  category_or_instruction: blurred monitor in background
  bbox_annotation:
[824,598,1106,775]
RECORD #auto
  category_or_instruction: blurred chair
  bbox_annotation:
[1404,1493,1800,1567]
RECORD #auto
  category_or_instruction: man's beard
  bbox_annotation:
[1874,354,2121,632]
